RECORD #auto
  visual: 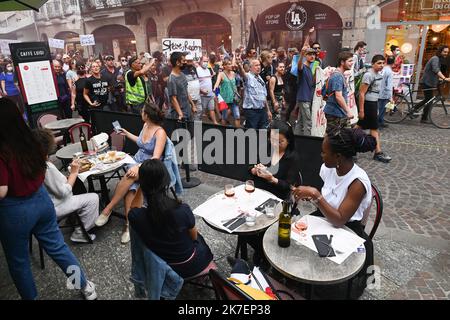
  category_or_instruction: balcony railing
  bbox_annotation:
[34,0,81,21]
[0,12,35,35]
[80,0,158,13]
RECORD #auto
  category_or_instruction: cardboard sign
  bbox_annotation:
[162,38,202,60]
[48,38,65,49]
[80,34,95,46]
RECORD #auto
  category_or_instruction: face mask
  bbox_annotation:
[7,67,13,72]
[201,62,208,69]
[121,61,128,66]
[180,63,187,70]
[395,50,401,55]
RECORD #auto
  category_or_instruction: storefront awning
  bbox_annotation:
[0,0,49,12]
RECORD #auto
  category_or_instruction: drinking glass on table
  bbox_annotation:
[245,210,257,227]
[245,180,255,210]
[294,215,308,237]
[264,203,276,218]
[224,184,235,198]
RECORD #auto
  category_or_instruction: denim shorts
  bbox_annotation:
[222,102,240,120]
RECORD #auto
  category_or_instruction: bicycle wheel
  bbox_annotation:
[385,97,409,123]
[429,99,450,129]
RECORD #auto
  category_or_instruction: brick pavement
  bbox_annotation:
[0,119,448,300]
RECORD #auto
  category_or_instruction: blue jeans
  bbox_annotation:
[378,99,389,125]
[0,186,87,299]
[244,109,268,129]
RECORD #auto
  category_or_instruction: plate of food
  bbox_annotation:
[97,151,126,164]
[78,158,96,173]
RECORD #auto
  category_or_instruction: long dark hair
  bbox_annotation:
[270,120,295,153]
[138,159,181,235]
[0,98,46,178]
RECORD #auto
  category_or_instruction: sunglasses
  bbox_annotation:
[313,47,321,50]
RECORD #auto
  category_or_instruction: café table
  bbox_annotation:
[196,185,281,260]
[56,145,132,220]
[44,118,84,145]
[262,217,366,299]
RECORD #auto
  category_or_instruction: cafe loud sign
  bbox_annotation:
[285,4,307,30]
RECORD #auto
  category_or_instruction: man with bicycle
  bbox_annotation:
[415,45,450,123]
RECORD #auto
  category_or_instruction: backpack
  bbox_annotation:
[321,71,344,101]
[354,71,380,108]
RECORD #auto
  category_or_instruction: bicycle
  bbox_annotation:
[385,81,450,129]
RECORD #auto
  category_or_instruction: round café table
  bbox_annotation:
[44,118,84,131]
[55,141,94,160]
[201,188,281,260]
[263,218,366,299]
[45,118,84,145]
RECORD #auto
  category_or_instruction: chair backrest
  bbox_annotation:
[110,131,125,152]
[361,184,383,240]
[208,269,253,300]
[37,113,58,129]
[69,123,93,144]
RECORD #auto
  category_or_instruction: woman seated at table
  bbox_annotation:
[291,126,377,298]
[34,128,99,243]
[95,102,167,244]
[129,159,214,278]
[250,120,300,200]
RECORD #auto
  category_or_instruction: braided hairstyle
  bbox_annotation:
[327,126,376,159]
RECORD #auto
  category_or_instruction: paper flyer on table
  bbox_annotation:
[291,215,366,265]
[193,185,280,233]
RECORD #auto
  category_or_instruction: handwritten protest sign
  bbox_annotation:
[162,38,202,60]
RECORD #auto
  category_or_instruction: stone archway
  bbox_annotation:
[168,12,232,53]
[256,1,343,67]
[146,18,158,53]
[92,24,136,57]
[54,31,80,55]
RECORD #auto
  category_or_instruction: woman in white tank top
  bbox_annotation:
[292,126,377,299]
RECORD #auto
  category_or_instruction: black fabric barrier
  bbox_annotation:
[197,123,324,190]
[90,110,181,155]
[90,110,324,190]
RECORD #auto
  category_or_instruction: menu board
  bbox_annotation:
[19,60,58,105]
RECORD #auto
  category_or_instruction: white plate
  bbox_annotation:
[97,151,126,164]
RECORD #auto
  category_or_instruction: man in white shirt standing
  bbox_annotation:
[196,56,218,124]
[184,54,202,121]
[62,54,71,72]
[378,56,395,128]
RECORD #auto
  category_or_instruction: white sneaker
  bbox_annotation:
[81,280,97,300]
[95,212,110,227]
[70,229,96,243]
[121,227,130,244]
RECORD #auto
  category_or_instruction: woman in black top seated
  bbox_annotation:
[250,120,300,200]
[128,159,214,278]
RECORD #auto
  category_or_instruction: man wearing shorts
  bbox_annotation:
[357,55,391,163]
[197,56,218,124]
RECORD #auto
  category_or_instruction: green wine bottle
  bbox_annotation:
[278,201,292,248]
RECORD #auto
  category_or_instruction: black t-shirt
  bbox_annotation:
[128,203,196,263]
[260,62,274,84]
[84,75,110,107]
[101,67,120,87]
[75,77,88,108]
[253,151,300,200]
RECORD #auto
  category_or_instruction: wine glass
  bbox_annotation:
[245,180,255,209]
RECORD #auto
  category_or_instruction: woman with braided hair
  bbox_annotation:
[292,126,377,298]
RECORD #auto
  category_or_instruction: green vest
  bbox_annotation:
[125,70,146,105]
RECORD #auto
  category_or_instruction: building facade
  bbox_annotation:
[1,0,449,81]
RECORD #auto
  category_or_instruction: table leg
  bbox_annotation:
[98,175,111,203]
[234,236,248,261]
[87,177,95,194]
[346,279,353,300]
[305,284,313,300]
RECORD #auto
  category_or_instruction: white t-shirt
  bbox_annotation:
[196,66,214,97]
[320,163,372,222]
[185,73,201,101]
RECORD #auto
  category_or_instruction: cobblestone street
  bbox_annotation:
[0,119,448,300]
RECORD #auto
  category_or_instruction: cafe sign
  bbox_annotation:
[285,4,308,30]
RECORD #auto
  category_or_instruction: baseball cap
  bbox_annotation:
[185,54,194,60]
[305,48,317,55]
[62,54,70,59]
[105,55,114,60]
